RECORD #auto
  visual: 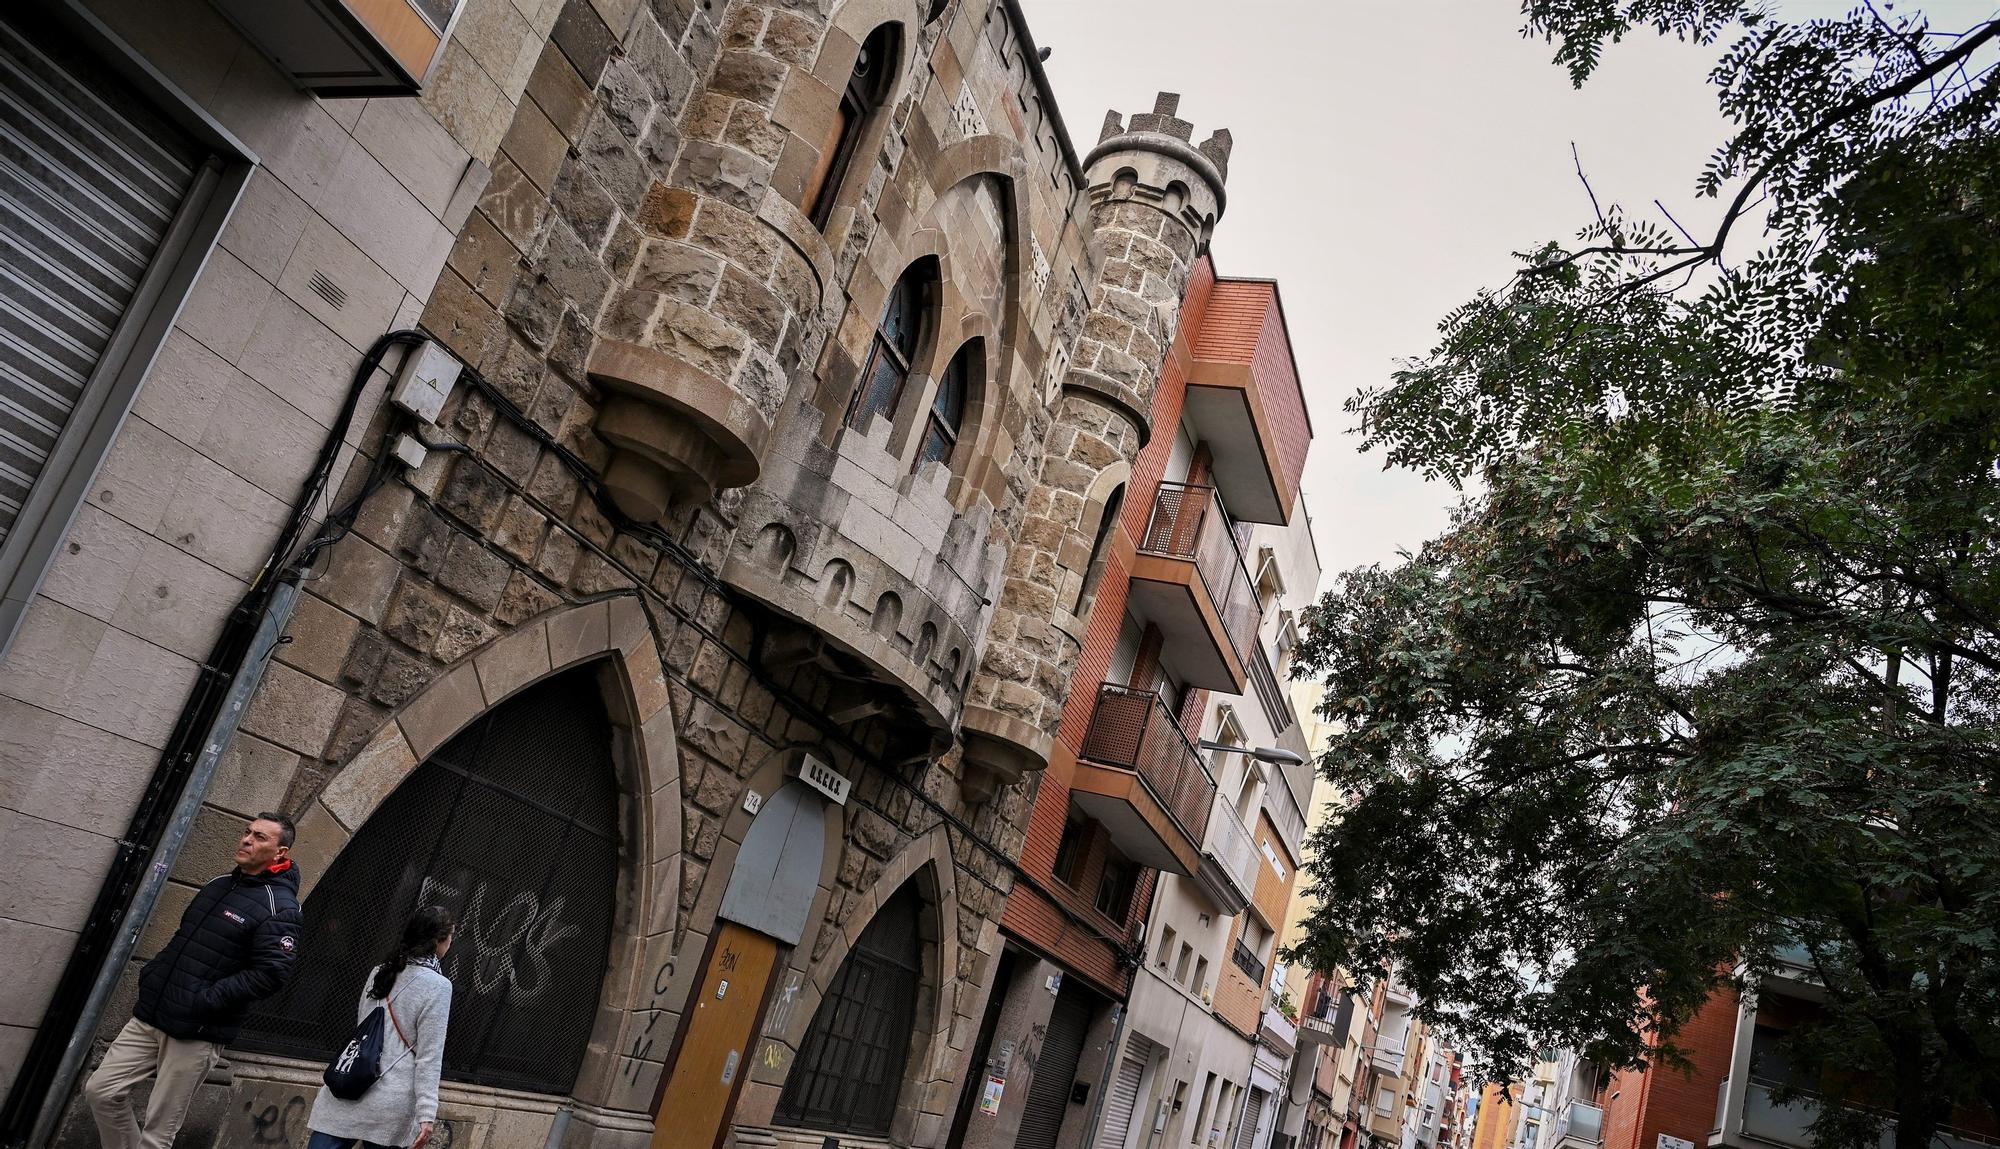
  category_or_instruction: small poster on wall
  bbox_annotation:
[979,1076,1006,1115]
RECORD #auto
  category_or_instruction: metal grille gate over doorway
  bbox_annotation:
[238,668,620,1094]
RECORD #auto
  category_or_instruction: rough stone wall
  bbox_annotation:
[0,0,550,1096]
[62,2,1112,1148]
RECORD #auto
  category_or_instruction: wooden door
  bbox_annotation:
[653,921,782,1149]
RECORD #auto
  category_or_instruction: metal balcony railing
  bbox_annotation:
[1138,482,1261,667]
[1232,937,1267,985]
[1079,683,1217,845]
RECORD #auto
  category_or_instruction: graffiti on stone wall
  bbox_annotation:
[621,954,678,1085]
[245,1095,304,1145]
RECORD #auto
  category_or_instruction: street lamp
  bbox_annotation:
[1199,740,1307,767]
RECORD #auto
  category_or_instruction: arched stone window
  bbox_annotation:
[846,260,932,432]
[806,22,900,228]
[915,340,976,470]
[775,880,925,1134]
[237,668,619,1094]
[1073,480,1125,612]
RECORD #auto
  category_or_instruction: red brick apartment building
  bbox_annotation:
[951,251,1311,1149]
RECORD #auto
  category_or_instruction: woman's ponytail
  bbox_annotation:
[369,905,455,999]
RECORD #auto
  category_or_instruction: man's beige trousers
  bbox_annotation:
[83,1019,222,1149]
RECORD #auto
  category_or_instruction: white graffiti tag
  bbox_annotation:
[420,877,580,1000]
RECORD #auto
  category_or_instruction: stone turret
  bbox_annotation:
[959,93,1231,799]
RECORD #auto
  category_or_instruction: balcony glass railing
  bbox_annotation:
[1556,1101,1604,1145]
[1138,482,1261,667]
[1203,793,1260,899]
[1079,683,1217,844]
[1724,1077,2000,1149]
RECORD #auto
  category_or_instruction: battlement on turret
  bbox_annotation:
[1096,92,1233,182]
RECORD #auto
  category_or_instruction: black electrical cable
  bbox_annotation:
[0,331,422,1146]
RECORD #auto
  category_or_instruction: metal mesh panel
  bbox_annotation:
[1079,684,1216,844]
[775,882,923,1135]
[1137,483,1262,673]
[236,669,619,1094]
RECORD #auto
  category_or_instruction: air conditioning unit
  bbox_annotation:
[209,0,465,95]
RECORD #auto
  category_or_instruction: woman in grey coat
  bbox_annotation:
[307,907,455,1149]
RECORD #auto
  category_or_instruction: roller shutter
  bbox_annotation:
[1097,1051,1149,1149]
[0,8,200,544]
[1018,982,1095,1149]
[1235,1088,1268,1149]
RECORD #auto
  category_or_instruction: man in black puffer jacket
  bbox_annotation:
[85,812,304,1149]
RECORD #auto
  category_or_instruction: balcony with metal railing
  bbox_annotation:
[1128,482,1259,693]
[1076,683,1218,877]
[1193,791,1261,915]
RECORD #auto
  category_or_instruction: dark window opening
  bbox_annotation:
[806,22,899,228]
[1052,812,1088,887]
[776,881,926,1135]
[236,668,620,1094]
[1094,851,1136,922]
[1074,482,1125,612]
[915,339,975,470]
[846,260,931,432]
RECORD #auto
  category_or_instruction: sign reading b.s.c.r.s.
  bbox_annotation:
[796,753,851,806]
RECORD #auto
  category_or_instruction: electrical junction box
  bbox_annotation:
[391,339,461,424]
[390,433,429,470]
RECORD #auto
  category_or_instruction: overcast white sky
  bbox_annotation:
[1024,0,1997,589]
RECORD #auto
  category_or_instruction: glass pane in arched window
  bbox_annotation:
[849,267,926,432]
[916,344,971,467]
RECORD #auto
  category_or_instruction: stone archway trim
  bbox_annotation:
[291,595,669,902]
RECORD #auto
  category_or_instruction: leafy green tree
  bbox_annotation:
[1288,5,2000,1148]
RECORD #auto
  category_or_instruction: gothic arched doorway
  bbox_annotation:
[773,880,926,1135]
[237,667,620,1094]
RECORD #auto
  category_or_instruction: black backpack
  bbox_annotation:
[322,997,411,1101]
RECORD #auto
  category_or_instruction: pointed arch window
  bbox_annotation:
[806,23,900,228]
[847,261,930,433]
[776,881,925,1134]
[916,341,975,469]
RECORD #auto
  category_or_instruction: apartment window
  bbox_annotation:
[1375,1088,1395,1114]
[914,339,974,470]
[1176,943,1195,984]
[846,259,931,432]
[1095,851,1136,921]
[1052,812,1087,886]
[1157,925,1179,968]
[0,5,250,649]
[1193,1073,1219,1146]
[806,22,898,227]
[1193,955,1210,996]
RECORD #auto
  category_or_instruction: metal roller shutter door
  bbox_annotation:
[0,10,199,544]
[1017,983,1095,1149]
[1235,1088,1268,1149]
[1097,1052,1149,1149]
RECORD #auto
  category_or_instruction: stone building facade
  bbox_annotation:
[0,4,1272,1149]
